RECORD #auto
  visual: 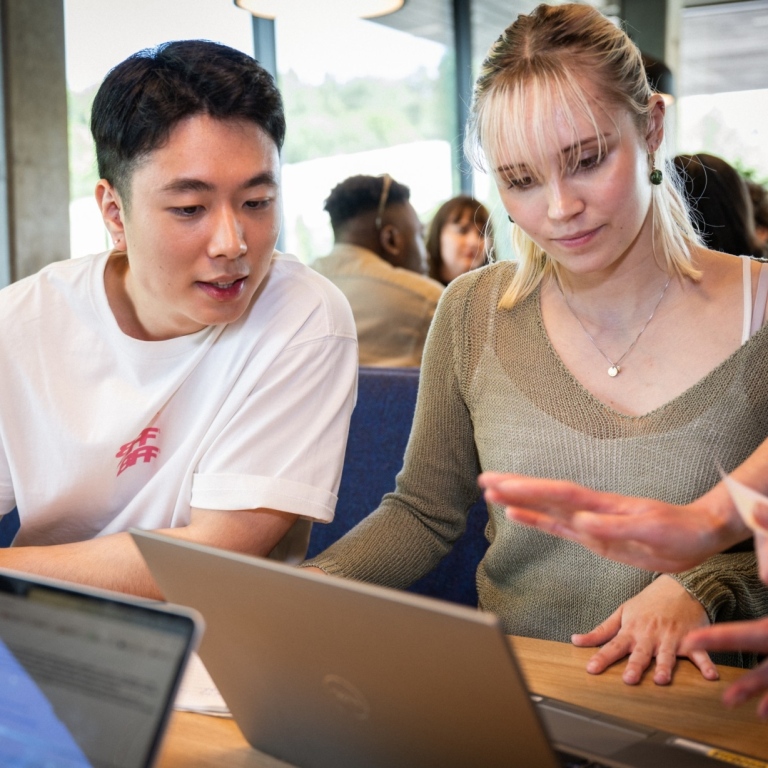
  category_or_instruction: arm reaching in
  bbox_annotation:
[479,437,768,576]
[683,618,768,718]
[479,473,746,572]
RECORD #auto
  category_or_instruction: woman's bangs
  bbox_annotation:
[481,72,607,182]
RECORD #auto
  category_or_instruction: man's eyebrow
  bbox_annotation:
[160,171,280,194]
[242,171,280,190]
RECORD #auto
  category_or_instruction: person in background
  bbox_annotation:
[0,40,357,598]
[747,179,768,257]
[303,3,768,688]
[673,153,763,258]
[312,174,443,367]
[426,195,492,285]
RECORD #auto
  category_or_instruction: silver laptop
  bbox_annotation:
[132,530,736,768]
[0,567,202,768]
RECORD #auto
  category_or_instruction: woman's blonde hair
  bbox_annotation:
[465,3,701,309]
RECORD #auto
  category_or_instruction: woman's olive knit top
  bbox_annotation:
[308,262,768,662]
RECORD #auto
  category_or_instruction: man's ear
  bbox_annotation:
[95,179,126,250]
[378,223,403,264]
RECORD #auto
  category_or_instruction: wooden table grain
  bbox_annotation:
[156,636,768,767]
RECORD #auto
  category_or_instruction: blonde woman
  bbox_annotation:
[305,4,768,686]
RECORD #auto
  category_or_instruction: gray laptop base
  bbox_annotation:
[132,530,737,768]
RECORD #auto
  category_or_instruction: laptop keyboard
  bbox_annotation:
[556,749,615,768]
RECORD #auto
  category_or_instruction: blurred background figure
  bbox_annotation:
[747,179,768,258]
[312,174,443,368]
[673,153,763,257]
[425,195,492,286]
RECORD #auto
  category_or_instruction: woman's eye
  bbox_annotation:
[577,154,601,172]
[507,176,533,190]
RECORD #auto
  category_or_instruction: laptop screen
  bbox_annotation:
[0,570,200,768]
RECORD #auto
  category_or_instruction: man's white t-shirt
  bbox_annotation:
[0,250,358,559]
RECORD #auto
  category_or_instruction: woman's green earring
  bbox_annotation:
[650,165,663,185]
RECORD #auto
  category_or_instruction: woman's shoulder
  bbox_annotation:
[442,260,518,305]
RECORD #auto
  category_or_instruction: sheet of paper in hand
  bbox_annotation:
[720,470,768,533]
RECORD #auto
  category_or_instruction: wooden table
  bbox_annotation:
[156,636,768,767]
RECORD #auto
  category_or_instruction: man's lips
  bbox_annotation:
[196,276,247,300]
[200,275,247,287]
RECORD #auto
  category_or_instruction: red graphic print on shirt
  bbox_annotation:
[116,427,160,476]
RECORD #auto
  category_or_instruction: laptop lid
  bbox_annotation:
[131,530,732,768]
[0,568,202,768]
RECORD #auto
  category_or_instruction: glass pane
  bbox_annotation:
[677,1,768,181]
[275,5,455,263]
[64,0,255,258]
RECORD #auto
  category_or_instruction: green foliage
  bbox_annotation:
[279,57,455,165]
[733,159,768,187]
[67,54,457,197]
[68,85,100,200]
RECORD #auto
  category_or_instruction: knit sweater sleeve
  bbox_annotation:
[670,549,768,624]
[303,277,483,587]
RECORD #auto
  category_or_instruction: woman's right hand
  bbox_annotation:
[479,472,743,572]
[683,617,768,719]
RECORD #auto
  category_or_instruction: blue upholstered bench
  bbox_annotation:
[0,507,20,547]
[306,366,488,606]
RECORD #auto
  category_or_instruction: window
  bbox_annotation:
[274,5,455,262]
[64,0,255,258]
[676,1,768,181]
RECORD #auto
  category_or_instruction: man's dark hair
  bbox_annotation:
[90,39,285,203]
[324,175,410,234]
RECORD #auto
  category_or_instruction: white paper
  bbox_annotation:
[174,652,231,717]
[721,473,768,533]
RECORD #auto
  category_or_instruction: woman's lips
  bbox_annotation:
[553,226,602,248]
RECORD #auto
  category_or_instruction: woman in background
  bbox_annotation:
[747,179,768,257]
[673,153,762,257]
[426,195,492,285]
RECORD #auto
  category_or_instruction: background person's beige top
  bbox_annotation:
[312,244,444,367]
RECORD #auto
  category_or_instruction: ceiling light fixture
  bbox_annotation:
[234,0,405,20]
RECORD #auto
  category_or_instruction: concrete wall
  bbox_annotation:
[1,0,70,286]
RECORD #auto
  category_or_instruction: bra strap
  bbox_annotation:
[741,255,752,344]
[751,261,768,338]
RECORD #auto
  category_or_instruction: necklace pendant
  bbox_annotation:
[608,365,620,377]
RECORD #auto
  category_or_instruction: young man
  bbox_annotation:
[312,174,443,368]
[0,40,357,598]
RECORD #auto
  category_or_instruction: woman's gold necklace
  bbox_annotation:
[558,276,671,377]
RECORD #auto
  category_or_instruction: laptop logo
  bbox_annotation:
[322,674,370,720]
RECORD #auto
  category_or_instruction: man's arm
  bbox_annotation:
[478,435,768,573]
[0,506,296,598]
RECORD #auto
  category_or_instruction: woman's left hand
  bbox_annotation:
[572,575,718,685]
